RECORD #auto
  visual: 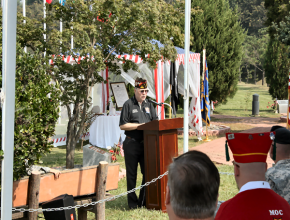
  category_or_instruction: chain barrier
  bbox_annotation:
[6,171,234,213]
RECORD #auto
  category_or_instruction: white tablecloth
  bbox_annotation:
[89,115,126,149]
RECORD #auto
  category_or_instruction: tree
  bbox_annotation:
[264,0,290,99]
[241,28,269,85]
[230,0,267,36]
[41,0,183,168]
[186,0,245,103]
[264,39,290,100]
[0,12,60,180]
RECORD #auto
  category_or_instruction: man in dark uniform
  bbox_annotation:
[119,77,158,209]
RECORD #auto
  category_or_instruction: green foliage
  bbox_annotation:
[187,0,245,103]
[264,39,290,100]
[230,0,266,36]
[0,11,60,180]
[265,0,290,38]
[0,48,60,180]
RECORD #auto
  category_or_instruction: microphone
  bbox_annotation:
[147,99,163,106]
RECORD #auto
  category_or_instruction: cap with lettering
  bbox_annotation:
[225,132,276,163]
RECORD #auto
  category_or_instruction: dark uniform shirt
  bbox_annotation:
[119,95,158,141]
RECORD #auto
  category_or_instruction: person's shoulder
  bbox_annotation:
[123,97,134,106]
[267,160,290,179]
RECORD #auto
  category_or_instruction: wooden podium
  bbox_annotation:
[138,118,183,212]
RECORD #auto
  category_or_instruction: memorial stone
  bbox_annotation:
[83,144,111,167]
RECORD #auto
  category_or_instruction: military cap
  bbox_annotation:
[225,132,276,163]
[270,126,290,145]
[135,77,148,90]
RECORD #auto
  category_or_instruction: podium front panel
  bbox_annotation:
[144,129,178,212]
[144,131,161,209]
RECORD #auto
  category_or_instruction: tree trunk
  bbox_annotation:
[254,66,256,85]
[66,118,76,169]
[262,71,265,86]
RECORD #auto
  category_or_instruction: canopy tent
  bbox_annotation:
[50,42,204,137]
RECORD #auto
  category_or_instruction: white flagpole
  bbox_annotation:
[1,0,17,219]
[43,0,46,57]
[183,0,191,153]
[23,0,27,53]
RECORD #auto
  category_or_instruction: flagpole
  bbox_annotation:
[43,0,46,57]
[23,0,27,53]
[183,0,191,153]
[1,0,17,219]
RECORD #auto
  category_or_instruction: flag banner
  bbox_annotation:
[200,60,210,126]
[170,60,179,116]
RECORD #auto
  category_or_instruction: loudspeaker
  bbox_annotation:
[42,194,76,220]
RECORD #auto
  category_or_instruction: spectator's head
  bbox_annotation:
[270,126,290,163]
[166,150,220,220]
[225,132,273,190]
[134,77,149,102]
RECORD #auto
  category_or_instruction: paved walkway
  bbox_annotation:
[189,115,287,168]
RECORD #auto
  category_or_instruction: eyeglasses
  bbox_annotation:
[140,90,148,94]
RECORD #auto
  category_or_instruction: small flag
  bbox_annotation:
[46,0,53,4]
[200,60,210,126]
[117,135,124,157]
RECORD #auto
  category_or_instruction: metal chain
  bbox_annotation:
[6,171,234,213]
[9,171,169,213]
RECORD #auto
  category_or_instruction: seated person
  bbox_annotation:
[266,126,290,204]
[216,132,290,220]
[166,150,220,220]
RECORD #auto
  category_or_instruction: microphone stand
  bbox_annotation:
[148,99,176,118]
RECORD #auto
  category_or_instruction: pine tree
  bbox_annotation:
[188,0,245,103]
[264,39,290,99]
[264,0,290,100]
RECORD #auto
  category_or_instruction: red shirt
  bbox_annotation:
[216,181,290,220]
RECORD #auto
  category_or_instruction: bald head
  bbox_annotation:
[234,162,267,190]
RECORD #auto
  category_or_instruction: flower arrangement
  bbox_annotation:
[109,143,121,163]
[266,100,277,111]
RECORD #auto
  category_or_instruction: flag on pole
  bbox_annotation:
[200,60,210,125]
[117,135,124,157]
[170,60,179,116]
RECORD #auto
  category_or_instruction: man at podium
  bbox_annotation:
[119,77,158,209]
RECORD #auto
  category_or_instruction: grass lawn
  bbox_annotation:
[175,82,279,119]
[214,83,278,118]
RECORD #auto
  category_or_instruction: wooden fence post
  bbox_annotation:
[95,161,108,220]
[28,171,40,220]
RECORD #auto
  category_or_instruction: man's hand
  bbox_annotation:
[50,168,61,179]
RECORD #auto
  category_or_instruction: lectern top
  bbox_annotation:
[137,118,183,131]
